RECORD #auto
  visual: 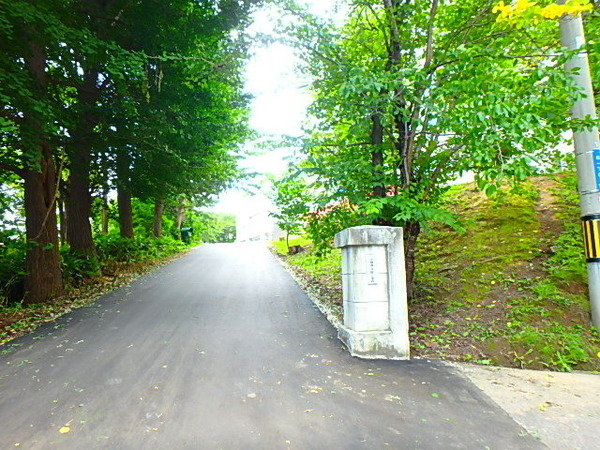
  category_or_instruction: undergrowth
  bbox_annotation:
[415,173,600,371]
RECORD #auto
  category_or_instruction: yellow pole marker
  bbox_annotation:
[582,216,600,261]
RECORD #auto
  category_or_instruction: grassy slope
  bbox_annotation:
[273,173,600,372]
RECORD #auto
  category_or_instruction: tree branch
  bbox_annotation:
[424,0,439,69]
[426,143,465,191]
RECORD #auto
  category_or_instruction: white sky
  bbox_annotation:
[209,0,343,217]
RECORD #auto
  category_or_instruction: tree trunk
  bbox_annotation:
[66,154,95,255]
[23,146,63,304]
[403,220,420,300]
[371,112,386,199]
[65,68,99,256]
[21,39,63,304]
[116,149,134,239]
[371,112,395,226]
[117,187,134,239]
[101,196,109,234]
[175,198,187,240]
[153,197,164,238]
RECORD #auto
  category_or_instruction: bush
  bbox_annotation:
[95,233,187,263]
[0,237,26,305]
[60,245,101,285]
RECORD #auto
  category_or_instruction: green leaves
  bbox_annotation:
[275,1,585,292]
[270,170,313,242]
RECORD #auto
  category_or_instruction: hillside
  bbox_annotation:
[273,172,600,372]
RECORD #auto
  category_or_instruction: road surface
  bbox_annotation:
[0,243,543,449]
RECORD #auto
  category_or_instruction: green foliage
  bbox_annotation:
[545,171,588,283]
[272,236,311,255]
[509,324,596,371]
[192,212,237,243]
[289,248,341,281]
[304,201,361,257]
[0,238,25,305]
[279,0,582,284]
[0,0,257,301]
[270,171,312,249]
[273,236,342,289]
[95,233,187,264]
[60,246,100,285]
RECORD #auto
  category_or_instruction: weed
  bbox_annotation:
[512,349,535,368]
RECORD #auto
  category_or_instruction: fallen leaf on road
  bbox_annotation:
[384,394,402,403]
[59,427,70,434]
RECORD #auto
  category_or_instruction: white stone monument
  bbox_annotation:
[334,226,410,359]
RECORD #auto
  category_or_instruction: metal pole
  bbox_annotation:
[558,7,600,328]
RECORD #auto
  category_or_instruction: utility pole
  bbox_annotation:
[558,5,600,328]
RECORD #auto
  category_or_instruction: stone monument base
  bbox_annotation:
[334,225,410,360]
[338,327,409,360]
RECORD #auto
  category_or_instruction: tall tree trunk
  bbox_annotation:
[21,40,63,304]
[116,150,134,239]
[175,197,187,240]
[371,113,394,226]
[65,68,99,256]
[117,186,134,239]
[371,112,386,198]
[101,196,109,235]
[403,221,420,300]
[153,197,164,238]
[23,147,64,304]
[66,151,95,254]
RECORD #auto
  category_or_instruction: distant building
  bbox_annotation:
[236,200,286,243]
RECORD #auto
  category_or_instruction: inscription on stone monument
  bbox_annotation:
[368,255,377,285]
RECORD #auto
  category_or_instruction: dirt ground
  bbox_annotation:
[455,363,600,450]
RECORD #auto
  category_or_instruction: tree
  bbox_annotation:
[286,0,583,297]
[0,0,69,303]
[105,0,253,242]
[270,171,311,251]
[0,0,258,303]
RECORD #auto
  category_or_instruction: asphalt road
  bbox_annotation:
[0,243,544,449]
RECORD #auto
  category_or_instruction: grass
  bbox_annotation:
[272,236,342,282]
[274,173,600,372]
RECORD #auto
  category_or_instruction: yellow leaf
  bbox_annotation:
[59,427,70,434]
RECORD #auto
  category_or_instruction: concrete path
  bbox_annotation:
[457,364,600,450]
[0,243,543,449]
